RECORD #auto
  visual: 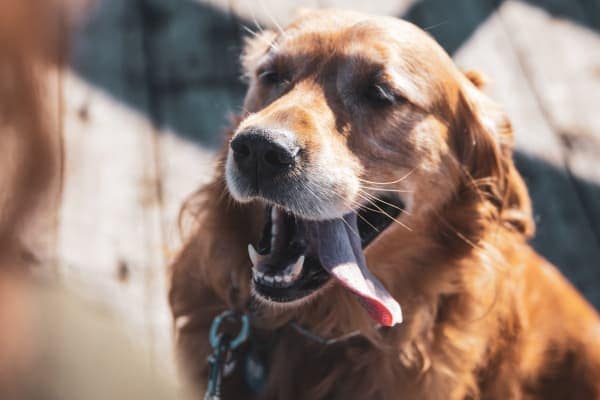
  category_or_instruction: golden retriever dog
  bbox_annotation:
[169,9,600,399]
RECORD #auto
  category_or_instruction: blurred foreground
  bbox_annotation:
[0,1,183,398]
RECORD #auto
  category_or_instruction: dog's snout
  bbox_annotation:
[230,128,300,186]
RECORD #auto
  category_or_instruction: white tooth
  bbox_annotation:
[291,255,305,277]
[248,244,260,266]
[271,207,278,223]
[248,244,271,268]
[263,275,274,283]
[283,274,293,283]
[283,261,296,277]
[271,223,278,237]
[274,275,283,283]
[256,270,264,278]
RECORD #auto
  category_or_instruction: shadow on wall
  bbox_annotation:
[515,152,600,307]
[70,0,246,147]
[70,0,600,146]
[69,0,600,307]
[405,0,600,54]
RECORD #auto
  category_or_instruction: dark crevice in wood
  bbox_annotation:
[138,0,167,263]
[138,0,164,128]
[136,1,167,366]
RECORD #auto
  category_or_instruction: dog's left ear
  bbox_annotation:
[453,81,534,237]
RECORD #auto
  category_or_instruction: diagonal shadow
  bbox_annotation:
[403,0,600,54]
[70,0,600,147]
[514,152,600,307]
[69,0,600,307]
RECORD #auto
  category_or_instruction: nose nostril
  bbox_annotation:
[264,149,293,167]
[231,141,251,159]
[231,129,299,178]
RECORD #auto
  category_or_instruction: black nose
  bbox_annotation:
[230,128,299,186]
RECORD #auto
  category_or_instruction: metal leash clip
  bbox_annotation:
[204,311,250,400]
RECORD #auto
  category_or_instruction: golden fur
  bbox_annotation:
[169,10,600,399]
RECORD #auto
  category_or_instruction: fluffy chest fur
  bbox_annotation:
[170,180,600,399]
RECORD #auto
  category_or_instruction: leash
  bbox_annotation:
[204,311,250,400]
[289,322,364,345]
[203,273,378,399]
[203,311,374,399]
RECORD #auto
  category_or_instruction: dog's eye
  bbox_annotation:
[363,84,399,107]
[258,69,286,86]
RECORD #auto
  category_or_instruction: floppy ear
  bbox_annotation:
[240,29,277,80]
[453,83,534,237]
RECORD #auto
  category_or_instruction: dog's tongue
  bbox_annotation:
[315,214,402,326]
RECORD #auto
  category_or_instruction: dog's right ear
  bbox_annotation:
[241,29,277,80]
[453,83,535,238]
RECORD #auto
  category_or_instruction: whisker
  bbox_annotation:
[350,200,381,214]
[293,176,410,236]
[245,6,281,52]
[358,168,416,186]
[423,20,450,32]
[433,210,480,250]
[299,181,328,216]
[297,182,381,240]
[360,186,413,193]
[300,185,365,242]
[250,7,264,34]
[359,190,411,216]
[258,0,286,37]
[355,211,380,234]
[241,24,257,37]
[356,192,412,232]
[339,216,361,241]
[241,24,279,51]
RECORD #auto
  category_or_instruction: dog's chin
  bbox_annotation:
[251,278,336,310]
[243,195,405,307]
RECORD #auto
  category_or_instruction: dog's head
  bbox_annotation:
[225,10,533,326]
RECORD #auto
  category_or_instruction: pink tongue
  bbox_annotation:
[316,214,402,326]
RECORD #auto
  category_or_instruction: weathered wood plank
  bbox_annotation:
[60,0,171,372]
[318,0,414,17]
[496,1,600,304]
[498,0,600,234]
[404,0,497,54]
[139,0,245,149]
[139,0,247,370]
[146,0,241,251]
[142,1,242,86]
[226,0,319,27]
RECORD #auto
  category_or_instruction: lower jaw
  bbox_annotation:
[249,195,404,305]
[252,256,331,303]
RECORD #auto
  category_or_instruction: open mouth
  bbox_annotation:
[248,196,404,326]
